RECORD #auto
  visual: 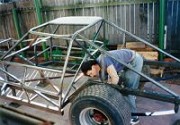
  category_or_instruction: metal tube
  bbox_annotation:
[78,34,179,97]
[12,9,22,39]
[152,2,155,40]
[21,70,38,98]
[1,61,62,74]
[62,42,104,104]
[16,54,35,65]
[105,20,180,63]
[29,31,71,38]
[0,38,12,44]
[133,3,135,34]
[58,39,73,106]
[132,110,175,116]
[20,67,30,101]
[0,79,58,99]
[34,0,48,60]
[49,25,60,61]
[29,47,50,61]
[62,55,88,104]
[0,32,29,60]
[12,5,24,56]
[4,36,51,59]
[159,0,166,60]
[30,94,38,101]
[147,3,150,41]
[34,90,59,107]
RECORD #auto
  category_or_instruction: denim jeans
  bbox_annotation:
[124,53,143,118]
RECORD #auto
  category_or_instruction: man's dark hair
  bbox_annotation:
[81,60,98,75]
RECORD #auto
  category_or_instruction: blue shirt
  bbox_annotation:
[97,49,133,81]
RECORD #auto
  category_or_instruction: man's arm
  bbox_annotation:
[107,64,119,84]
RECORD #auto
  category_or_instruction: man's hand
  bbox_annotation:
[107,65,119,84]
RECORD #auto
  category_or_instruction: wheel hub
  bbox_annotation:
[92,110,107,123]
[79,108,110,125]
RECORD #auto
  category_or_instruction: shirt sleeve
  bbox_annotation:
[107,64,119,84]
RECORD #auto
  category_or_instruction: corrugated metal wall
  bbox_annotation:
[166,0,180,55]
[0,0,158,44]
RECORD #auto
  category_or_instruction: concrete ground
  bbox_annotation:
[137,81,180,125]
[0,64,179,125]
[0,97,71,125]
[0,80,180,125]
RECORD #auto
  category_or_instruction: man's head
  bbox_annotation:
[81,60,100,77]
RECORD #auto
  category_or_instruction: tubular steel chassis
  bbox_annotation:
[0,16,180,116]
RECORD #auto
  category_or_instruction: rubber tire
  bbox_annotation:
[69,84,131,125]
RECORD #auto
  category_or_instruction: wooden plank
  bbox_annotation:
[117,42,156,51]
[126,42,146,49]
[117,42,158,60]
[138,51,158,60]
[117,42,145,49]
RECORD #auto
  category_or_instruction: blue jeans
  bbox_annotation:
[124,53,143,118]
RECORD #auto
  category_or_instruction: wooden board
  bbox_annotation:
[138,51,158,60]
[126,42,146,49]
[117,42,156,51]
[117,42,158,60]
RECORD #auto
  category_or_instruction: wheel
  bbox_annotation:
[69,84,131,125]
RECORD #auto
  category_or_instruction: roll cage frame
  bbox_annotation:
[0,16,179,115]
